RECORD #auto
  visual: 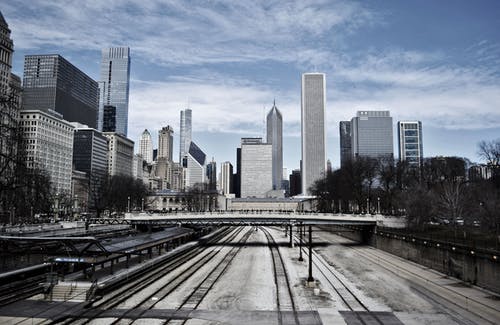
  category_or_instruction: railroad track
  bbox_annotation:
[0,275,45,307]
[292,229,385,325]
[325,233,500,325]
[111,226,254,325]
[18,227,236,325]
[260,227,300,325]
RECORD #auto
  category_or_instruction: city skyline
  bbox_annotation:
[3,1,500,170]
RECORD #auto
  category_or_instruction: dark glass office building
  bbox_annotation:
[22,54,99,128]
[73,128,108,179]
[339,121,352,168]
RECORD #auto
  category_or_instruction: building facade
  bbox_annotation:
[72,127,108,183]
[0,11,13,95]
[289,169,302,197]
[102,105,116,132]
[139,129,153,163]
[221,161,233,196]
[98,47,130,135]
[397,121,423,167]
[183,141,206,188]
[206,158,217,191]
[339,121,351,168]
[19,110,74,193]
[179,109,192,162]
[103,132,134,177]
[0,11,19,196]
[240,137,273,198]
[351,111,394,159]
[158,126,174,161]
[301,73,326,195]
[22,54,99,128]
[266,101,283,190]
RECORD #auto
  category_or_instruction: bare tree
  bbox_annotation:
[478,139,500,166]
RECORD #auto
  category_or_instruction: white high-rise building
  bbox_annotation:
[301,73,326,195]
[158,126,174,162]
[139,129,153,163]
[103,132,134,177]
[240,138,273,198]
[98,47,130,135]
[221,161,233,196]
[398,121,423,167]
[179,109,192,163]
[183,141,206,188]
[19,110,74,194]
[267,101,283,190]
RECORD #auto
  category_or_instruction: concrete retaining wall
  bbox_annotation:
[328,225,500,294]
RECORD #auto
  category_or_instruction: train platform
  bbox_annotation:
[54,226,197,282]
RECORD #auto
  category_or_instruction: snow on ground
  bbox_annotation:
[82,226,496,324]
[195,228,276,312]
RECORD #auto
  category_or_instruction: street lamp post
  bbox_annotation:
[377,197,380,214]
[127,196,131,213]
[141,198,144,212]
[366,198,370,214]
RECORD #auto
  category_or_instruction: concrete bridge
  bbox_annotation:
[122,211,405,227]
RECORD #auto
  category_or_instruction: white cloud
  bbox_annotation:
[5,0,376,67]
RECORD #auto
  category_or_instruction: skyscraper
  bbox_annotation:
[139,129,153,163]
[158,126,174,161]
[98,47,130,135]
[240,137,273,198]
[351,111,393,159]
[0,10,13,95]
[221,161,233,196]
[301,73,326,195]
[206,158,217,191]
[179,109,192,162]
[398,121,423,167]
[22,54,99,128]
[339,121,352,168]
[266,101,283,190]
[183,141,206,188]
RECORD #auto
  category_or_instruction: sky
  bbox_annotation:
[3,0,500,172]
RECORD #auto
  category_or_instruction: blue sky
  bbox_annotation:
[3,0,500,172]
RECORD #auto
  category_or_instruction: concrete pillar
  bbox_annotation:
[289,226,293,247]
[308,225,314,283]
[148,248,152,259]
[126,254,130,268]
[110,259,114,275]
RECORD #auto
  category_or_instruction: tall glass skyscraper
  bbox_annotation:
[98,47,130,136]
[179,109,192,162]
[301,73,326,195]
[398,121,423,167]
[266,101,283,190]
